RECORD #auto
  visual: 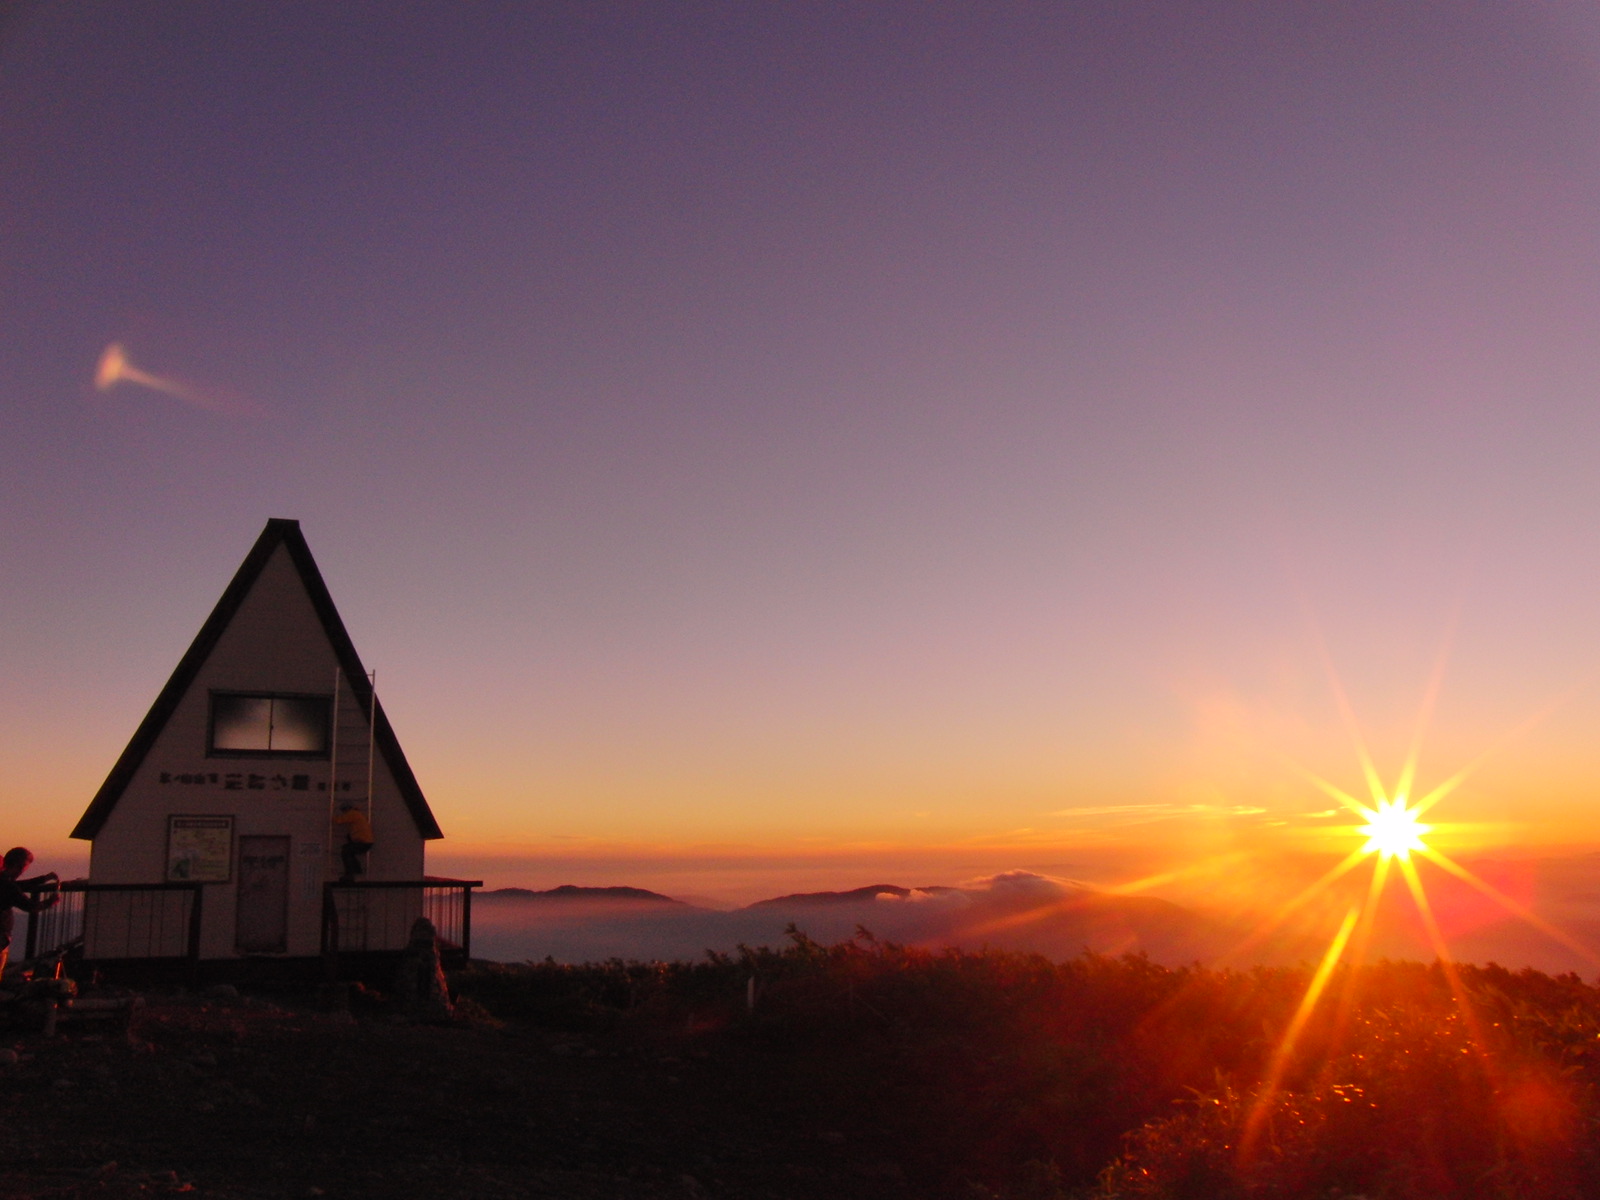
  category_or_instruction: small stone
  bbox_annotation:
[0,1048,18,1067]
[52,1077,75,1090]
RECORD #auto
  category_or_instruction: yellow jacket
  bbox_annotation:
[334,808,374,844]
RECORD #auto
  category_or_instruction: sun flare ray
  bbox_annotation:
[1213,847,1368,967]
[1292,764,1378,821]
[1238,907,1359,1165]
[1398,855,1454,968]
[1397,854,1498,1061]
[1310,631,1389,810]
[1393,614,1458,809]
[1409,767,1472,818]
[1346,850,1392,966]
[1410,673,1598,818]
[1104,853,1251,897]
[1323,854,1393,1049]
[1419,846,1600,968]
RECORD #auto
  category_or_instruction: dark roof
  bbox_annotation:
[72,519,443,841]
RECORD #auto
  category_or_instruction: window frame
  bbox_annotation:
[206,690,334,759]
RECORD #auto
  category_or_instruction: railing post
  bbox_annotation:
[460,884,473,962]
[23,890,38,960]
[321,883,339,981]
[187,884,204,983]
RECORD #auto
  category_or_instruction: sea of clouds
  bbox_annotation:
[470,870,1221,965]
[467,857,1600,974]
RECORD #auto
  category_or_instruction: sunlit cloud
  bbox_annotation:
[1102,853,1252,897]
[93,342,262,417]
[1046,802,1268,820]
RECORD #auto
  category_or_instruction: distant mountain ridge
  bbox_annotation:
[477,884,689,906]
[747,883,959,907]
[470,872,1227,966]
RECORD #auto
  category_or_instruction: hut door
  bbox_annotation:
[236,836,290,953]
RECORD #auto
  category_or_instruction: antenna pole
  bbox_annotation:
[365,669,377,823]
[328,666,342,855]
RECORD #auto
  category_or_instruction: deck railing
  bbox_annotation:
[20,878,476,976]
[23,881,203,965]
[321,878,480,966]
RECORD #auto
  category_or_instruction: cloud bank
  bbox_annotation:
[471,871,1222,965]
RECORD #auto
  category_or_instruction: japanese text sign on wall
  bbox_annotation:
[167,815,234,882]
[159,771,313,791]
[157,771,349,793]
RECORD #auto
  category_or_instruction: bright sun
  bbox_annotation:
[1227,673,1600,1167]
[1357,797,1431,861]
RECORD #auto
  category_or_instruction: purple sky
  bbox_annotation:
[5,3,1600,908]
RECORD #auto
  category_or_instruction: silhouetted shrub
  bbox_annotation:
[452,939,1600,1199]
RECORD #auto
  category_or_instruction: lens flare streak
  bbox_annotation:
[1420,846,1600,968]
[1238,907,1359,1161]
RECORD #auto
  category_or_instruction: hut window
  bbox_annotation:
[210,693,331,755]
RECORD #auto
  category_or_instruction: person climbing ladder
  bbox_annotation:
[333,803,374,883]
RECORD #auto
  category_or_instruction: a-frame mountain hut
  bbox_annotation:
[37,519,478,978]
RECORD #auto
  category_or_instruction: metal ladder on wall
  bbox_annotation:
[326,666,378,947]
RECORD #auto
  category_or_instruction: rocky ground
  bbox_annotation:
[0,987,936,1200]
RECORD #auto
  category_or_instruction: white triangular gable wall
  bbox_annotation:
[86,542,425,959]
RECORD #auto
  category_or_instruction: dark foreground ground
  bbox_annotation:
[10,946,1600,1200]
[0,988,930,1200]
